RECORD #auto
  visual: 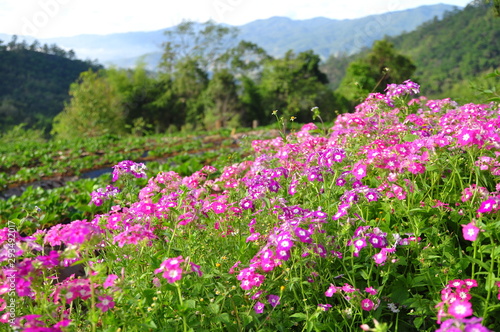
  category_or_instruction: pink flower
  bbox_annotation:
[190,262,203,277]
[254,301,265,314]
[96,295,115,312]
[373,250,387,265]
[477,198,495,213]
[246,233,260,242]
[352,162,367,180]
[103,274,118,288]
[318,303,332,311]
[164,268,183,283]
[211,202,227,214]
[361,298,374,311]
[448,300,472,319]
[365,287,377,295]
[325,284,337,297]
[155,256,184,283]
[462,222,480,241]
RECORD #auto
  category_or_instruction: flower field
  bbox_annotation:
[1,81,500,331]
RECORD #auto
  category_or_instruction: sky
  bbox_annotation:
[0,0,471,39]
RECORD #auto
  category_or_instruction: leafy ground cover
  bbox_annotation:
[1,81,500,331]
[0,128,263,190]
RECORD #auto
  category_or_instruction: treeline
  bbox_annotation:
[0,36,102,133]
[52,22,416,138]
[0,35,80,60]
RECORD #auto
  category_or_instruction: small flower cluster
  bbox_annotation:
[253,294,280,314]
[325,283,379,312]
[435,279,492,331]
[112,160,147,182]
[385,80,420,98]
[90,184,120,206]
[154,256,203,284]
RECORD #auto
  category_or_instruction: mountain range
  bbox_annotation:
[0,3,459,69]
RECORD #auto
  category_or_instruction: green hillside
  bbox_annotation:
[322,3,500,103]
[0,41,102,133]
[390,3,499,101]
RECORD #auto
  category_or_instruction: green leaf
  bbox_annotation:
[208,303,220,314]
[403,134,419,142]
[466,256,490,271]
[413,316,424,329]
[290,313,308,321]
[185,299,196,309]
[217,313,231,324]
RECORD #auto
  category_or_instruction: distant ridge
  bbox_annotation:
[0,4,459,69]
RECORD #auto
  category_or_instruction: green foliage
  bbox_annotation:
[337,40,416,105]
[51,70,126,139]
[260,50,330,121]
[0,47,101,133]
[389,2,500,100]
[0,123,46,144]
[203,69,241,130]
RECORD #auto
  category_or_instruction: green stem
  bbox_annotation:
[481,255,496,321]
[175,283,188,332]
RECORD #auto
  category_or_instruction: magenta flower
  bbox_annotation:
[36,250,60,268]
[211,202,227,214]
[365,190,379,202]
[164,268,183,283]
[373,250,388,265]
[246,233,260,242]
[325,284,337,297]
[318,303,332,311]
[190,262,203,277]
[448,300,472,319]
[267,294,280,307]
[477,198,495,213]
[361,298,374,311]
[96,295,115,312]
[294,227,312,243]
[103,274,118,289]
[112,160,147,182]
[352,162,367,180]
[462,222,480,241]
[254,301,265,314]
[353,238,366,252]
[155,256,184,283]
[365,287,377,295]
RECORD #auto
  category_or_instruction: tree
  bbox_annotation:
[171,58,209,130]
[338,40,416,105]
[106,63,177,134]
[51,70,126,139]
[159,20,238,73]
[203,68,241,130]
[259,50,330,121]
[216,40,272,79]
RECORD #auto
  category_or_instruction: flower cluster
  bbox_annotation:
[385,80,420,98]
[154,256,185,283]
[325,283,379,312]
[90,184,120,206]
[435,279,492,331]
[154,256,203,284]
[112,160,147,182]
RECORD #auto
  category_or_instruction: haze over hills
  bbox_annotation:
[0,3,459,69]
